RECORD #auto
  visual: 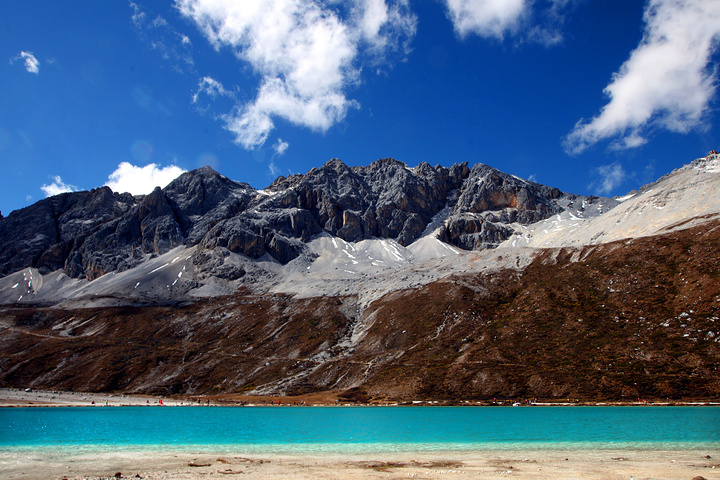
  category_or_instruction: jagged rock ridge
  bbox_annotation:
[0,158,609,280]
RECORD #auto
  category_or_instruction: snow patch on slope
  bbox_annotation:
[502,154,720,249]
[269,231,534,309]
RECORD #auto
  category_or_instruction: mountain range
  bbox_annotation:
[1,153,719,402]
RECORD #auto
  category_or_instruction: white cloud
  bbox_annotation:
[175,0,416,149]
[526,26,563,47]
[565,0,720,154]
[12,51,40,74]
[152,15,169,28]
[130,2,147,27]
[41,176,78,197]
[443,0,583,45]
[222,78,355,148]
[105,162,187,195]
[268,160,280,177]
[192,76,232,103]
[444,0,529,39]
[357,0,391,47]
[192,77,236,116]
[273,138,290,155]
[267,138,289,178]
[589,162,626,195]
[21,52,40,74]
[354,0,417,57]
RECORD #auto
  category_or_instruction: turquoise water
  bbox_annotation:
[1,406,719,454]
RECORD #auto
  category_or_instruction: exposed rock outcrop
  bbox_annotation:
[0,158,609,279]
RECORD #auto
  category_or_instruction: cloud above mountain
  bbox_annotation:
[105,162,186,195]
[174,0,720,162]
[588,162,627,195]
[175,0,417,150]
[131,2,194,72]
[41,176,78,197]
[565,0,720,154]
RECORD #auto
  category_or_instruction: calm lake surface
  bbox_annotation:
[1,406,719,454]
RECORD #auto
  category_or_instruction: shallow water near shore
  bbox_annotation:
[2,406,719,454]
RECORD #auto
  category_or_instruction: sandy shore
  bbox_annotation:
[0,388,188,407]
[3,388,719,408]
[0,447,718,480]
[0,388,354,407]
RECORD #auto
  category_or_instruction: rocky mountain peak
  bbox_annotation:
[165,166,251,214]
[0,158,612,279]
[323,157,352,171]
[438,163,567,250]
[369,157,406,169]
[265,173,304,193]
[194,165,222,176]
[683,151,720,173]
[457,163,561,214]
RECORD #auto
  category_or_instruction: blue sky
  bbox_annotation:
[2,0,720,216]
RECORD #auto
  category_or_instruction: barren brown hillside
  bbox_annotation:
[1,220,718,402]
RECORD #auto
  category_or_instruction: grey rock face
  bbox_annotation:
[0,159,609,279]
[0,187,135,277]
[259,158,470,246]
[443,164,565,249]
[163,166,257,245]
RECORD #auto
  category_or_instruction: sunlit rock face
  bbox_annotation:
[0,157,600,278]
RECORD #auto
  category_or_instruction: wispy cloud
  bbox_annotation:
[268,160,280,178]
[526,0,583,47]
[273,138,289,156]
[105,162,186,195]
[443,0,582,45]
[130,1,146,26]
[41,176,78,197]
[268,138,290,178]
[192,76,233,107]
[565,0,720,154]
[21,52,40,74]
[444,0,529,39]
[356,0,417,59]
[11,51,40,74]
[588,162,626,195]
[175,0,417,150]
[131,2,194,71]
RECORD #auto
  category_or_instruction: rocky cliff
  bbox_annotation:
[0,158,609,280]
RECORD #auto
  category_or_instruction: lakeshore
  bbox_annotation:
[1,447,719,480]
[2,388,719,408]
[2,389,719,479]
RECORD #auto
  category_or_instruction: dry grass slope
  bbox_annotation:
[1,221,719,402]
